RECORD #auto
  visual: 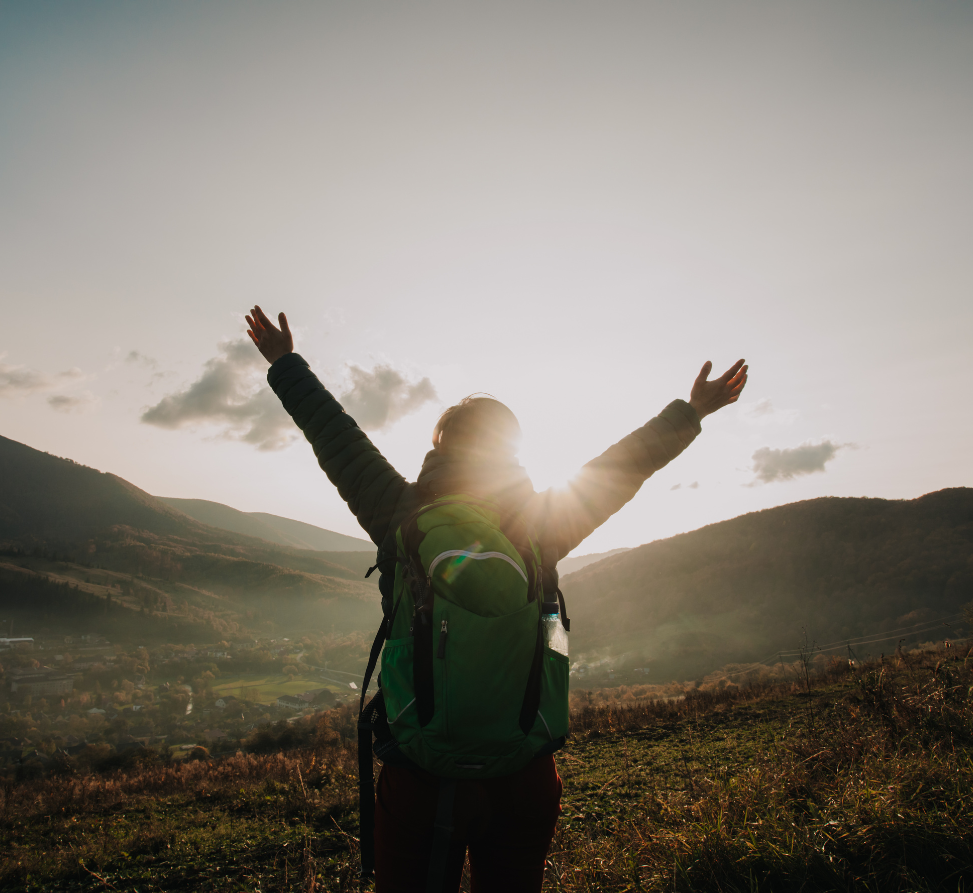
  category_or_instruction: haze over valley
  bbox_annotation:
[3,432,968,686]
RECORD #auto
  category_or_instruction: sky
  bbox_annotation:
[1,0,970,555]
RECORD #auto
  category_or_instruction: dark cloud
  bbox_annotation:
[48,392,98,413]
[142,343,437,450]
[141,340,295,451]
[749,440,853,485]
[338,364,437,431]
[0,363,83,397]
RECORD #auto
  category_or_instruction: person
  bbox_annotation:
[245,305,747,892]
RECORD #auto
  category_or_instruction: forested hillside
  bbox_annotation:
[158,497,372,552]
[3,433,970,679]
[561,488,973,682]
[0,434,206,543]
[0,434,380,638]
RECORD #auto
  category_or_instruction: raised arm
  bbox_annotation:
[246,307,412,547]
[529,359,747,561]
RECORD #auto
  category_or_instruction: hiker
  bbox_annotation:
[246,305,747,892]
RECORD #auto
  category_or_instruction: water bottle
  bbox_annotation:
[541,601,569,658]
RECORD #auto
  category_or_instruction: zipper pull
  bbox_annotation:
[437,619,448,658]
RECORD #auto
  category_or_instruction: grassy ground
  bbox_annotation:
[209,674,344,705]
[2,646,972,892]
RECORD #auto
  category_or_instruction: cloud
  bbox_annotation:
[748,440,854,485]
[742,397,775,417]
[0,363,49,396]
[338,364,437,431]
[126,350,158,368]
[0,362,84,397]
[739,398,798,426]
[142,343,436,450]
[48,391,99,413]
[141,340,296,451]
[670,483,681,490]
[688,481,699,489]
[670,481,699,491]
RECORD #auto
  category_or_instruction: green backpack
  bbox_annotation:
[356,494,571,880]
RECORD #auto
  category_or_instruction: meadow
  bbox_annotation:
[2,644,971,892]
[209,674,347,705]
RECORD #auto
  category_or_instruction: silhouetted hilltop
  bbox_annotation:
[558,548,630,576]
[0,434,380,638]
[158,497,372,552]
[3,432,970,678]
[561,489,973,682]
[0,434,206,542]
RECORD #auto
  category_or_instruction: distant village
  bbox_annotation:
[0,629,362,778]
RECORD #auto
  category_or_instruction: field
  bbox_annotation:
[209,674,351,705]
[2,645,972,892]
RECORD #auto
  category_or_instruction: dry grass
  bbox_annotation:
[2,645,972,891]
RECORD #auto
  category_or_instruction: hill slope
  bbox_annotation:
[558,548,630,576]
[0,434,379,638]
[0,434,206,543]
[561,488,973,682]
[158,498,372,552]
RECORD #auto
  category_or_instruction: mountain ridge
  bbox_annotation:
[561,488,973,682]
[157,497,372,552]
[3,431,969,682]
[0,433,380,638]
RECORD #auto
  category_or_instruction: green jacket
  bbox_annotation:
[267,353,701,608]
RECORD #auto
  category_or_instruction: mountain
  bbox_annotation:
[561,488,973,683]
[158,498,372,552]
[558,548,630,576]
[0,434,205,543]
[4,432,971,682]
[0,434,380,639]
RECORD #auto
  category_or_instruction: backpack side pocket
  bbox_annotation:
[530,646,570,750]
[381,635,419,742]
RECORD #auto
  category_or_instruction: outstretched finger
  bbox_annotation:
[694,361,713,387]
[278,312,291,337]
[727,373,748,396]
[245,314,261,336]
[253,305,278,333]
[726,364,748,387]
[718,359,746,384]
[246,329,260,347]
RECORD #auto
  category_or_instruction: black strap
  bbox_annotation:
[359,615,388,718]
[426,779,456,893]
[413,600,435,726]
[358,585,407,716]
[357,690,384,879]
[355,589,405,879]
[556,587,571,632]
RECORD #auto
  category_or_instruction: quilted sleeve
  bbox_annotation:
[267,353,412,547]
[526,399,702,562]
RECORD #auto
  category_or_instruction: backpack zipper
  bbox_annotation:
[437,619,448,658]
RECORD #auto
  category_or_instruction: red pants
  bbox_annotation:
[374,755,562,893]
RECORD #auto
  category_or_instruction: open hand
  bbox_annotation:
[689,359,748,421]
[245,306,293,365]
